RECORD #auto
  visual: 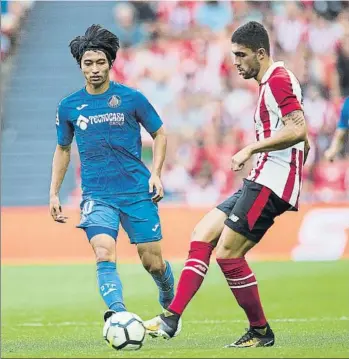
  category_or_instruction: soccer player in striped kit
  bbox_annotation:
[144,21,311,348]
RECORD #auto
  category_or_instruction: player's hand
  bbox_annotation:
[324,147,336,162]
[231,146,253,171]
[149,174,164,203]
[49,194,68,223]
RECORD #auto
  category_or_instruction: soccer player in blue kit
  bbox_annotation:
[49,25,174,322]
[324,97,349,161]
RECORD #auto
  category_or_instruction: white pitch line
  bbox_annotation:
[188,317,349,324]
[11,316,349,327]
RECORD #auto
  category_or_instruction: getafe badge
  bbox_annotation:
[108,95,121,108]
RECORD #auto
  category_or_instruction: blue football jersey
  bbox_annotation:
[337,97,349,130]
[56,82,162,198]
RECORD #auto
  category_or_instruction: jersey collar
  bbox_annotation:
[83,81,114,98]
[260,61,285,85]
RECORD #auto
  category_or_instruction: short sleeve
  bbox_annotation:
[56,101,74,146]
[134,91,163,134]
[268,74,302,117]
[337,98,349,129]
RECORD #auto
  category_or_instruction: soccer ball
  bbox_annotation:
[103,311,146,351]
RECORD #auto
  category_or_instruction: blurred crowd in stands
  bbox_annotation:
[3,1,348,206]
[1,1,34,62]
[108,0,349,205]
[106,0,349,205]
[1,1,35,125]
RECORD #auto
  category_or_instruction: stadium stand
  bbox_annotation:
[1,1,349,206]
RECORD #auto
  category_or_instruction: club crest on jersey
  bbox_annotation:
[107,95,121,108]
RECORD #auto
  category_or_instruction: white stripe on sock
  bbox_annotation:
[229,281,258,289]
[186,258,209,270]
[226,273,254,282]
[182,266,206,277]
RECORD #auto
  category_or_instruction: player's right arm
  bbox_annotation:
[247,109,307,154]
[324,98,349,162]
[232,74,308,171]
[49,101,74,223]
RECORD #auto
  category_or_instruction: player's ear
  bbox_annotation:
[257,48,266,61]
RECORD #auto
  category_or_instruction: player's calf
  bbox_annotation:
[138,244,175,309]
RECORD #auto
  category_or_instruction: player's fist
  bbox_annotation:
[149,174,164,203]
[49,194,68,223]
[324,147,337,162]
[231,146,253,171]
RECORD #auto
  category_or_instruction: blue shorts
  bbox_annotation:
[77,193,162,244]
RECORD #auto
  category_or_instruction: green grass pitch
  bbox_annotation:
[2,260,349,358]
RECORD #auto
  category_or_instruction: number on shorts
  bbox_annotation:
[82,200,94,215]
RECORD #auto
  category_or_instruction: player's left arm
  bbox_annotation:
[149,125,167,202]
[150,125,167,177]
[135,90,166,202]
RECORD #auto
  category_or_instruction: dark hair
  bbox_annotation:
[69,24,120,67]
[231,21,270,55]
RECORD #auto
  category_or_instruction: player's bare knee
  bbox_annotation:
[191,226,218,246]
[216,238,255,259]
[190,209,225,246]
[216,243,234,259]
[90,234,116,262]
[94,246,115,263]
[216,245,244,260]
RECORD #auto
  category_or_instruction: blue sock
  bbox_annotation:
[97,261,126,312]
[150,260,175,309]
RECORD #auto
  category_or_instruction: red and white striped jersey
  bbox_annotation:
[247,61,305,209]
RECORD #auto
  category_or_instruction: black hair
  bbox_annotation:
[231,21,270,56]
[69,24,120,67]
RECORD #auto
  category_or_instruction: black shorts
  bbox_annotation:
[217,179,291,243]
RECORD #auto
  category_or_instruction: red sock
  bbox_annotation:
[168,241,214,316]
[217,257,267,327]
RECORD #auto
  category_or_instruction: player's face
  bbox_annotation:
[231,43,261,80]
[81,50,110,87]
